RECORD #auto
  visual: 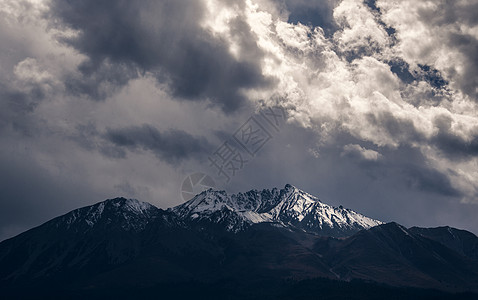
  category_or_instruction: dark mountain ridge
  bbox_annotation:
[1,185,478,299]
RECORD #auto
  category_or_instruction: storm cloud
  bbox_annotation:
[48,0,273,112]
[104,124,212,164]
[1,0,478,241]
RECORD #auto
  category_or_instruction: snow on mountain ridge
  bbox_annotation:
[171,184,383,235]
[47,186,381,237]
[58,198,159,232]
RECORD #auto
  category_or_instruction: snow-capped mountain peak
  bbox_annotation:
[57,197,160,232]
[170,185,383,236]
[112,198,156,215]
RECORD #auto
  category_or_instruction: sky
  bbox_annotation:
[1,0,478,241]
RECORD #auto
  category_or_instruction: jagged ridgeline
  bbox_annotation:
[171,184,382,236]
[1,185,478,299]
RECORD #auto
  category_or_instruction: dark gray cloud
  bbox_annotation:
[1,0,478,242]
[0,151,108,242]
[0,81,47,136]
[104,124,213,164]
[0,58,55,135]
[49,0,273,112]
[414,1,478,100]
[432,114,478,160]
[72,122,128,159]
[335,136,461,198]
[64,60,136,101]
[372,144,462,198]
[401,165,460,197]
[280,0,339,36]
[417,1,478,27]
[365,111,425,143]
[218,124,473,231]
[447,32,478,99]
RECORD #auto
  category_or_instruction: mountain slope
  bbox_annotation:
[409,226,478,261]
[171,184,383,237]
[1,186,478,297]
[0,198,170,285]
[316,222,478,291]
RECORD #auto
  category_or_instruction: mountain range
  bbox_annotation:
[171,184,382,235]
[1,184,478,299]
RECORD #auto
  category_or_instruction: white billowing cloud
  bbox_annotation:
[199,0,478,201]
[13,58,58,95]
[342,144,382,161]
[1,0,478,243]
[378,0,478,99]
[14,58,51,82]
[333,0,391,54]
[0,0,228,216]
[1,0,477,202]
